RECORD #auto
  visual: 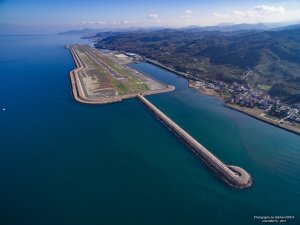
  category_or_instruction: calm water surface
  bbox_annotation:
[0,35,300,225]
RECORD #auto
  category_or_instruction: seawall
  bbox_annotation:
[137,94,252,189]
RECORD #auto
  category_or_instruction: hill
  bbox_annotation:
[95,26,300,102]
[57,28,100,35]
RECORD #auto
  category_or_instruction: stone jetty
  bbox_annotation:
[137,94,252,189]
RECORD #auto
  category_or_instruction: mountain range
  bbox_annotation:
[94,23,300,102]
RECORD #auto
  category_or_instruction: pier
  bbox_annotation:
[137,94,252,189]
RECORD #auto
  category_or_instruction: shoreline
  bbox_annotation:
[145,58,300,136]
[225,104,300,135]
[188,80,224,99]
[145,58,193,79]
[146,59,224,99]
[68,46,175,105]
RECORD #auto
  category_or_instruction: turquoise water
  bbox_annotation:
[0,35,300,225]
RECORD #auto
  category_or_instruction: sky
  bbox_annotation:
[1,0,300,34]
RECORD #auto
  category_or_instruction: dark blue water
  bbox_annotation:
[1,35,300,225]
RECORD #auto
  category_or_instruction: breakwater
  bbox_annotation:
[137,94,252,189]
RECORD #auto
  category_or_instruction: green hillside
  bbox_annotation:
[95,27,300,102]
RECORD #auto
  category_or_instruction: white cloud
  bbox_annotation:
[82,21,107,25]
[231,11,246,17]
[185,9,192,14]
[180,9,192,20]
[79,4,300,28]
[180,15,192,19]
[147,14,159,19]
[121,20,129,25]
[81,20,134,27]
[212,4,300,24]
[147,13,160,23]
[253,5,285,14]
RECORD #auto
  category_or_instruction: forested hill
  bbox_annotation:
[95,26,300,102]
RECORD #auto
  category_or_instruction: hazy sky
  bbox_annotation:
[1,0,300,34]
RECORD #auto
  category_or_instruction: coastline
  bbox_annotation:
[146,59,223,99]
[145,58,300,136]
[225,104,300,135]
[145,58,193,79]
[188,80,224,99]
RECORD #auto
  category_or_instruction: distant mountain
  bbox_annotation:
[183,23,256,32]
[60,23,297,36]
[57,28,101,35]
[178,23,284,32]
[271,22,300,31]
[95,25,300,102]
[58,27,164,36]
[93,27,165,40]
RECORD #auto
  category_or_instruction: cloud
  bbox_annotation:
[120,20,129,25]
[231,11,247,17]
[180,15,192,19]
[180,9,192,20]
[253,5,285,14]
[81,21,107,25]
[81,20,134,27]
[212,4,300,24]
[185,9,192,14]
[147,13,160,23]
[147,14,159,19]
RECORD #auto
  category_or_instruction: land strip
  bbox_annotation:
[68,45,174,104]
[226,104,300,135]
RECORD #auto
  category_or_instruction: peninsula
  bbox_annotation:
[68,44,174,104]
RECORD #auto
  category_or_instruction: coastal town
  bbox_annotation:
[189,79,300,134]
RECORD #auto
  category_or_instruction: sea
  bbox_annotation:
[0,34,300,225]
